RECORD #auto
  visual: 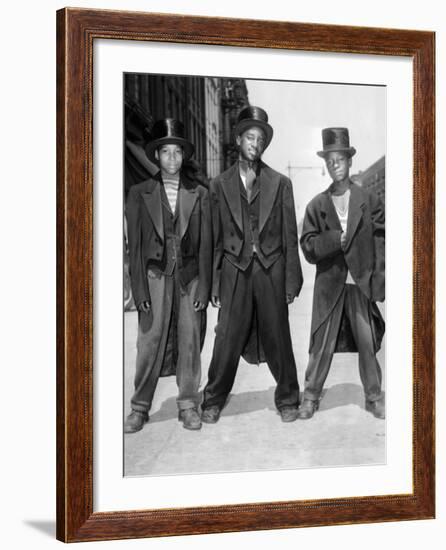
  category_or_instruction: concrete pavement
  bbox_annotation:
[124,284,385,477]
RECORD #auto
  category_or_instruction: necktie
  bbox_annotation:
[240,161,256,202]
[246,167,256,203]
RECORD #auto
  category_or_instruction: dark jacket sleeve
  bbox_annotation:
[194,186,212,305]
[300,200,343,264]
[210,179,224,299]
[282,178,303,298]
[370,192,385,302]
[125,186,150,308]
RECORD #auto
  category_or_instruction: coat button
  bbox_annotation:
[231,245,235,251]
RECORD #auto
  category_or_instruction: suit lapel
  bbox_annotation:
[344,182,365,250]
[221,163,243,233]
[142,178,164,242]
[258,164,280,234]
[249,180,260,204]
[178,180,198,239]
[320,190,343,231]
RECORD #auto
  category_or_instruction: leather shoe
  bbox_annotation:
[124,410,149,433]
[297,399,319,420]
[178,407,202,430]
[201,406,221,424]
[365,399,385,419]
[279,406,299,423]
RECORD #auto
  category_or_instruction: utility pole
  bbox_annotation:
[286,162,325,179]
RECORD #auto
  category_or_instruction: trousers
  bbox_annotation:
[303,284,383,402]
[203,256,300,411]
[130,271,201,413]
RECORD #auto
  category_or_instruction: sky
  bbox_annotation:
[246,79,386,224]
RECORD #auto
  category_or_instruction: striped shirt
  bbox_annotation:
[162,174,180,213]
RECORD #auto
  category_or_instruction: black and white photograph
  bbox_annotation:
[123,73,386,477]
[2,0,441,547]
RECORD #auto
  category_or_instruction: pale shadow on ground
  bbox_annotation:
[319,384,386,411]
[148,388,277,423]
[148,384,386,423]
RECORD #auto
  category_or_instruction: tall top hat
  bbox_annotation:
[145,118,195,162]
[317,127,356,158]
[234,106,274,149]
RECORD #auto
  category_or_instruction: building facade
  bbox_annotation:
[352,156,385,205]
[124,74,250,182]
[204,78,222,179]
[220,78,250,169]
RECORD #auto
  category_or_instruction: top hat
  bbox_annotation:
[317,127,356,158]
[145,118,195,162]
[234,106,274,149]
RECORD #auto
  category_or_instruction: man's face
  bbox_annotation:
[325,151,352,183]
[155,143,184,176]
[236,126,266,163]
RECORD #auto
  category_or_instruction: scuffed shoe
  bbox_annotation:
[178,407,202,430]
[279,405,299,422]
[297,399,319,420]
[201,406,221,424]
[124,410,149,433]
[365,398,385,419]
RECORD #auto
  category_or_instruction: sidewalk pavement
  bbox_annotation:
[124,284,385,477]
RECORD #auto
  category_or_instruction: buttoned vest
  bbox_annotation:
[225,177,269,271]
[156,184,182,276]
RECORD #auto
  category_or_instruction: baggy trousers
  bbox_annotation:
[203,255,300,411]
[130,271,201,414]
[303,284,383,403]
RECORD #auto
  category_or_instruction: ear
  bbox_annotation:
[236,135,241,147]
[154,149,159,161]
[348,157,352,168]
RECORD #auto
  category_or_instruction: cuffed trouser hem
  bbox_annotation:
[130,403,150,414]
[365,392,383,403]
[277,404,299,411]
[302,392,321,402]
[177,398,200,411]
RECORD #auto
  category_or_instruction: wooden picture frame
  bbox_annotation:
[56,7,435,542]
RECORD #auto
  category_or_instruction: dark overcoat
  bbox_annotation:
[210,161,303,364]
[126,173,212,309]
[300,181,385,353]
[126,173,212,375]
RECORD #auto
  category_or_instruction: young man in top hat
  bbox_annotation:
[298,127,385,420]
[124,119,212,432]
[201,106,303,424]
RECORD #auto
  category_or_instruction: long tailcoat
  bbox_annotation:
[210,161,303,364]
[126,173,212,310]
[300,181,385,353]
